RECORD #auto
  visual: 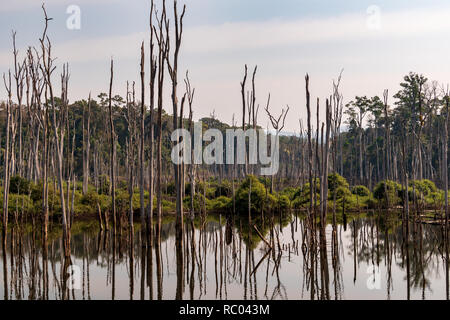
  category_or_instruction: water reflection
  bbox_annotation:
[0,212,448,300]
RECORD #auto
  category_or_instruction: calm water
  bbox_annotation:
[1,213,449,300]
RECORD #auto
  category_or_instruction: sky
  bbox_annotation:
[1,0,450,132]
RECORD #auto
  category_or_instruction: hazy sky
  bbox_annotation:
[1,0,450,132]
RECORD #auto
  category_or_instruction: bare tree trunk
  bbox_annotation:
[305,75,313,216]
[126,82,135,233]
[148,1,157,241]
[444,97,449,231]
[154,2,167,244]
[323,98,331,226]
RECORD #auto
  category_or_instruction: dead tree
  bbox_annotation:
[241,65,248,176]
[165,0,187,300]
[444,95,449,231]
[322,98,331,228]
[383,90,391,208]
[108,58,117,233]
[264,94,289,193]
[184,71,196,218]
[126,82,137,232]
[165,0,186,226]
[148,0,157,239]
[305,75,314,216]
[154,1,168,239]
[12,32,25,177]
[139,42,146,230]
[39,5,71,255]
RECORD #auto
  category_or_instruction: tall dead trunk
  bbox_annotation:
[305,75,313,217]
[39,6,70,256]
[166,1,186,230]
[154,2,167,243]
[184,72,195,218]
[444,97,449,231]
[148,0,157,240]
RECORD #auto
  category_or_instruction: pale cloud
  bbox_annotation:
[3,6,449,67]
[1,5,450,131]
[6,5,450,63]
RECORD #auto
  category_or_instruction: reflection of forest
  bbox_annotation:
[0,213,448,300]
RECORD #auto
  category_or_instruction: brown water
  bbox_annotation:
[1,213,449,300]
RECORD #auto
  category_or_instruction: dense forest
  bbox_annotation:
[0,1,448,275]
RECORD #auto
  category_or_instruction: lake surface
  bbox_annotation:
[1,212,449,300]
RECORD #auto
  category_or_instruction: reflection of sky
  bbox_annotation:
[0,217,447,300]
[1,1,450,131]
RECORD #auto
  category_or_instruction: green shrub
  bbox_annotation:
[183,193,209,212]
[196,181,217,199]
[0,194,33,213]
[162,199,176,213]
[409,179,437,197]
[328,173,349,198]
[209,196,231,211]
[427,191,445,208]
[293,179,320,207]
[279,187,298,201]
[97,175,110,195]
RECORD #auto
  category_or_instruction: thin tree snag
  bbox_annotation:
[264,94,289,193]
[148,0,157,239]
[323,98,331,227]
[166,0,187,226]
[184,71,196,218]
[253,225,272,250]
[2,70,12,242]
[126,81,135,233]
[305,74,313,217]
[154,0,167,241]
[40,4,71,256]
[241,65,248,176]
[444,95,449,232]
[12,31,25,177]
